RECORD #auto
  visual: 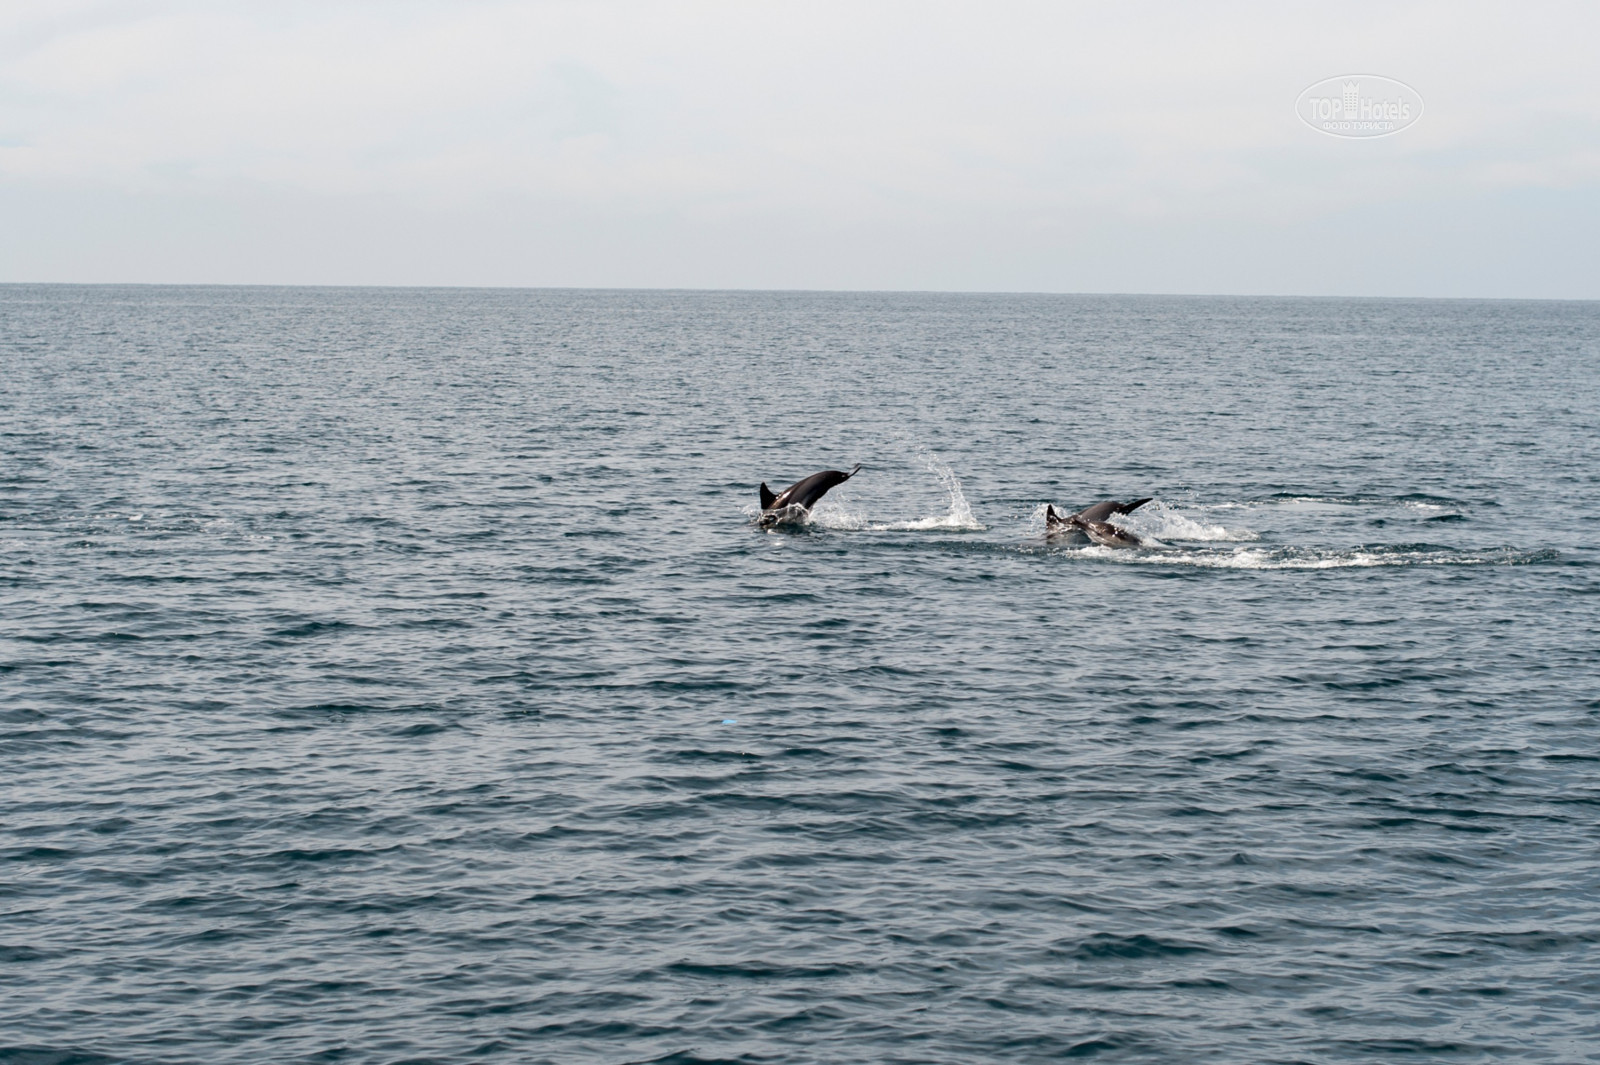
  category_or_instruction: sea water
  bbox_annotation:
[2,286,1597,1063]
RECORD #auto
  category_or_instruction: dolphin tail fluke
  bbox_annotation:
[759,482,776,510]
[1046,504,1063,527]
[845,463,861,479]
[1119,497,1154,514]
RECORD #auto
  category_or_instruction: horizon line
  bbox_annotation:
[1,281,1594,304]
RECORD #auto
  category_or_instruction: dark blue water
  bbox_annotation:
[3,286,1598,1064]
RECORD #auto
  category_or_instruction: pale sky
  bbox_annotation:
[2,1,1597,296]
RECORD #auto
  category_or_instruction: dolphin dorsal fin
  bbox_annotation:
[759,482,776,510]
[1046,504,1060,525]
[1119,497,1154,514]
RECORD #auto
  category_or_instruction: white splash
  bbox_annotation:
[806,499,869,530]
[1122,501,1257,543]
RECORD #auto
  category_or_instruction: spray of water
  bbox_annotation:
[876,450,982,531]
[1120,500,1257,543]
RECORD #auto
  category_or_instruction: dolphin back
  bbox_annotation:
[1078,518,1144,548]
[1048,499,1148,546]
[1074,497,1153,523]
[764,464,860,513]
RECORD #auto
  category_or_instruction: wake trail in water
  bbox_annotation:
[1065,543,1555,569]
[1034,496,1549,568]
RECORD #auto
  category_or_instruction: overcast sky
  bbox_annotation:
[2,1,1597,296]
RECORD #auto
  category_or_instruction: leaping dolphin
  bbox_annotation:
[1046,497,1153,548]
[758,464,861,526]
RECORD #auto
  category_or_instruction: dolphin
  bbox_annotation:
[759,464,861,526]
[1045,497,1153,548]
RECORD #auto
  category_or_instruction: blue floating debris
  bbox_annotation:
[722,719,737,725]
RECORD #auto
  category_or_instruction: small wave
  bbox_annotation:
[1067,932,1214,960]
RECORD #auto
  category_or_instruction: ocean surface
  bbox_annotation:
[2,285,1597,1065]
